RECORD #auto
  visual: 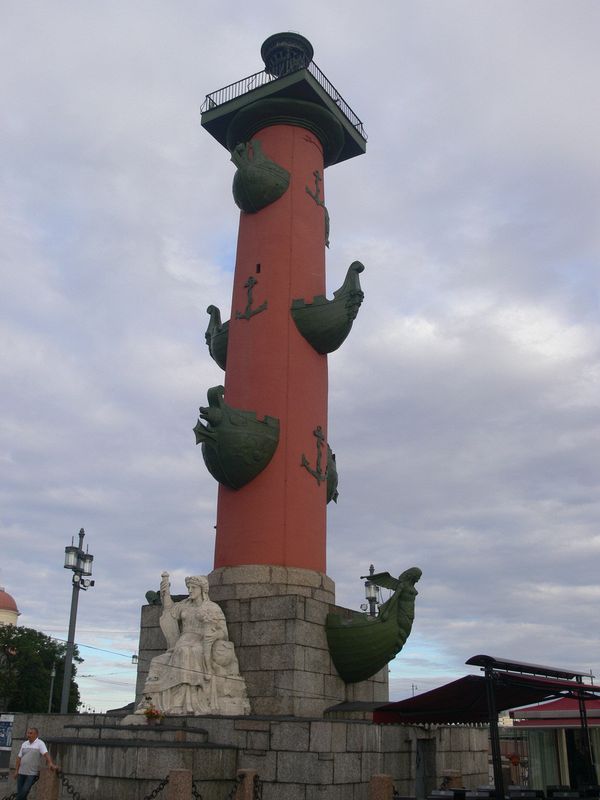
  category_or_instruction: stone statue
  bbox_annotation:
[136,573,250,716]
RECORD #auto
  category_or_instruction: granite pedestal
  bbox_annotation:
[136,566,388,717]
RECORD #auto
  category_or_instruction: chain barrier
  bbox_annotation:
[191,779,204,799]
[193,772,262,800]
[0,769,266,800]
[142,774,170,800]
[221,773,243,800]
[1,773,38,800]
[58,769,87,800]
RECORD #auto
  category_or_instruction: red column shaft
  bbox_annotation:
[213,124,328,572]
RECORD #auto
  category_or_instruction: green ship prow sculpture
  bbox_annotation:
[291,261,365,354]
[205,305,229,370]
[325,566,422,684]
[193,385,280,490]
[231,138,290,214]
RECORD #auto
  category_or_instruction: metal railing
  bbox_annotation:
[201,59,367,142]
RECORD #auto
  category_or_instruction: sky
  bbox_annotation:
[1,1,599,713]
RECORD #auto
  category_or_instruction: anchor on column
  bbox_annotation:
[301,426,326,485]
[301,427,339,503]
[236,275,268,321]
[306,169,330,247]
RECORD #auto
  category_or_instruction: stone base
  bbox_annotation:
[136,565,389,717]
[8,712,490,800]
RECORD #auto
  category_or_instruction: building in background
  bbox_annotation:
[0,588,19,627]
[507,697,600,790]
[0,588,19,777]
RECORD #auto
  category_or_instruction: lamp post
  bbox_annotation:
[361,564,379,617]
[60,528,95,714]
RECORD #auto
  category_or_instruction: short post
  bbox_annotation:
[37,767,60,800]
[167,769,192,800]
[369,774,395,800]
[236,769,258,800]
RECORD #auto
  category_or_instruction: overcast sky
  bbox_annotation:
[1,1,599,712]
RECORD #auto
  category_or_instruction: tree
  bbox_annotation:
[0,625,82,713]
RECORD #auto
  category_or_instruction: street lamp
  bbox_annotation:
[360,564,380,617]
[60,528,95,714]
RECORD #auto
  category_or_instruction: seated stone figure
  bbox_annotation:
[136,573,250,716]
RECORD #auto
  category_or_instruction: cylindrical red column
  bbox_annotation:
[213,123,328,572]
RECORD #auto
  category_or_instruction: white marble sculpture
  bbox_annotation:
[136,573,250,716]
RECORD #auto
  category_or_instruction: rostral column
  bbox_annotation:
[198,33,366,575]
[136,36,419,718]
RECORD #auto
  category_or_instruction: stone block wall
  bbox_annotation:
[135,602,164,705]
[435,726,489,787]
[8,713,489,799]
[209,566,389,716]
[9,714,237,799]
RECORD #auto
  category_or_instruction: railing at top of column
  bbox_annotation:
[201,59,367,142]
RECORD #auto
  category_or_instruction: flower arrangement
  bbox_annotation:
[143,700,164,723]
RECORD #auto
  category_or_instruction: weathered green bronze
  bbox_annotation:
[306,169,330,247]
[326,445,339,504]
[291,261,365,354]
[301,425,327,486]
[301,427,339,503]
[145,589,186,606]
[236,275,268,321]
[205,305,229,370]
[231,139,290,213]
[260,32,314,77]
[193,386,279,490]
[325,567,422,684]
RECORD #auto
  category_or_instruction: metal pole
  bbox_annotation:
[60,528,86,714]
[485,666,504,800]
[60,575,80,713]
[576,685,596,787]
[47,663,56,713]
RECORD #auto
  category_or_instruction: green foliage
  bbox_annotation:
[0,625,82,713]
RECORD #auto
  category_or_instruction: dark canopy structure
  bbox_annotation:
[373,674,584,725]
[374,655,600,796]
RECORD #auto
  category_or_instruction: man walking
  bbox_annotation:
[13,727,57,799]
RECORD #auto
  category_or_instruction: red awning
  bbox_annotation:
[511,697,600,728]
[374,673,600,725]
